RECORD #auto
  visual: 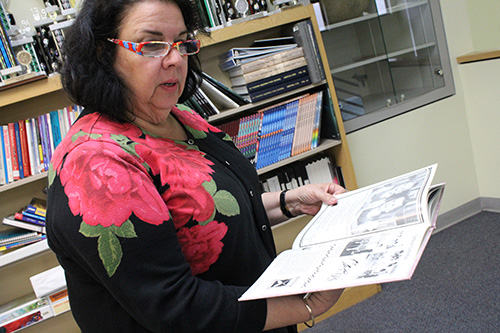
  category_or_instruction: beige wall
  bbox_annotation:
[460,58,500,199]
[465,0,500,50]
[346,0,500,215]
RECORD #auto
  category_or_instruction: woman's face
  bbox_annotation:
[114,1,189,124]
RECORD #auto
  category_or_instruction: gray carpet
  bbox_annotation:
[306,211,500,332]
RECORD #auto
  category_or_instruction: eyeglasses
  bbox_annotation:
[107,38,201,57]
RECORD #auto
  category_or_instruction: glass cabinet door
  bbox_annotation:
[319,0,453,132]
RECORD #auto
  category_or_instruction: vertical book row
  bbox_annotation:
[216,90,324,169]
[0,105,82,185]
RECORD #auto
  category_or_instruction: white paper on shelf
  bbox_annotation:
[30,265,67,298]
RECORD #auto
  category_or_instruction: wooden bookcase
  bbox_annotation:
[0,5,379,331]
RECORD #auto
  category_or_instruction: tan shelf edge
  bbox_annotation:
[0,172,48,193]
[0,75,63,108]
[457,49,500,64]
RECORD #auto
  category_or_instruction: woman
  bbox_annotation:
[46,0,344,331]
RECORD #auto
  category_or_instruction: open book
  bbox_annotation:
[240,164,445,301]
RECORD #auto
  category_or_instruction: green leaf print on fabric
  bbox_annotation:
[72,130,101,142]
[110,133,150,171]
[203,179,217,196]
[80,220,138,277]
[214,190,240,217]
[185,126,208,139]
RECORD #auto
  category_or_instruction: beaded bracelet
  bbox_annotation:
[303,293,315,328]
[279,190,294,218]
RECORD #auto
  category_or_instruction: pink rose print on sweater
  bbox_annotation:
[59,140,169,227]
[177,221,228,275]
[51,113,143,172]
[136,136,214,189]
[161,184,215,229]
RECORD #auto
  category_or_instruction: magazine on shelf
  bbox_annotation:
[240,164,445,301]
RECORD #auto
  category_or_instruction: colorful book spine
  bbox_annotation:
[25,119,37,176]
[38,114,50,171]
[7,123,20,180]
[2,216,46,233]
[50,110,62,148]
[279,99,300,161]
[14,212,45,226]
[311,90,324,149]
[14,122,25,178]
[34,117,46,172]
[26,198,47,217]
[0,130,5,185]
[18,120,31,178]
[1,125,13,182]
[20,210,45,222]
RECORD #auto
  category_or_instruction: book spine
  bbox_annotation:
[0,129,5,185]
[304,20,326,82]
[8,123,20,180]
[21,210,46,222]
[45,113,55,156]
[37,115,49,172]
[26,200,47,217]
[57,109,67,138]
[18,120,32,178]
[2,125,13,182]
[0,18,13,68]
[246,66,309,93]
[0,230,40,246]
[25,119,37,176]
[14,122,25,179]
[240,56,308,84]
[0,302,53,329]
[3,216,46,233]
[50,110,62,148]
[291,95,308,156]
[34,117,45,172]
[14,211,45,225]
[249,75,311,103]
[219,56,241,71]
[292,21,325,84]
[239,47,305,75]
[42,114,53,167]
[311,90,324,149]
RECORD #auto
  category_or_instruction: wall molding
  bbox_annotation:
[435,197,500,233]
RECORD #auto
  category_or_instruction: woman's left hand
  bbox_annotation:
[285,183,346,216]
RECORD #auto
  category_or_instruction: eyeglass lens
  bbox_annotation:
[141,41,199,56]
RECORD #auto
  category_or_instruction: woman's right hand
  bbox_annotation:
[264,289,344,330]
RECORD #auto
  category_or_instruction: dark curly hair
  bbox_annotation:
[60,0,208,123]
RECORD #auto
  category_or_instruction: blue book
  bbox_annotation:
[50,111,62,148]
[22,210,46,222]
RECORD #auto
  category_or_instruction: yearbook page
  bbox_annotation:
[240,165,445,301]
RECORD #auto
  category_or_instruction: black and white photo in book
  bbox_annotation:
[240,164,445,301]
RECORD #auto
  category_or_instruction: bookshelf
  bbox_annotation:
[199,5,358,190]
[0,4,379,331]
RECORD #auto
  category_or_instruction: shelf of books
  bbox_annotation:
[0,239,49,268]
